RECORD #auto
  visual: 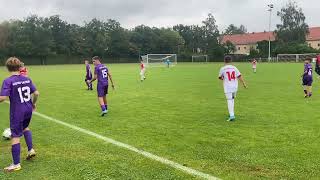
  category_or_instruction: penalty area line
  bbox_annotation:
[4,102,219,180]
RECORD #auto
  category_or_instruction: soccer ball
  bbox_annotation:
[2,128,12,140]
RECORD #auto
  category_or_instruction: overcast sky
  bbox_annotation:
[0,0,318,32]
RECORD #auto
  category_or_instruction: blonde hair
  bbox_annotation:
[5,57,22,72]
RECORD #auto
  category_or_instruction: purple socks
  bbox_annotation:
[24,130,33,151]
[12,144,21,165]
[101,105,106,111]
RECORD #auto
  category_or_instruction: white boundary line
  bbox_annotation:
[4,102,219,180]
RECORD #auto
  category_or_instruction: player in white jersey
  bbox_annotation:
[140,60,146,82]
[219,56,247,121]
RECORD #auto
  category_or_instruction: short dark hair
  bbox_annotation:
[6,57,22,72]
[306,58,312,62]
[224,56,232,63]
[92,56,101,61]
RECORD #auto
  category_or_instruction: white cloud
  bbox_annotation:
[0,0,318,32]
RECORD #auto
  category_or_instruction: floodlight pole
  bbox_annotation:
[268,4,274,62]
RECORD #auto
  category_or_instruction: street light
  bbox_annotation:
[267,4,274,62]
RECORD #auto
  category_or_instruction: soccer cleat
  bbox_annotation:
[101,110,108,117]
[304,94,308,98]
[227,116,236,122]
[4,164,21,172]
[26,149,36,160]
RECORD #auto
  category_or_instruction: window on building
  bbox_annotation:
[238,47,241,50]
[318,43,320,47]
[244,47,247,50]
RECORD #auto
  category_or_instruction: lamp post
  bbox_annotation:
[268,4,274,62]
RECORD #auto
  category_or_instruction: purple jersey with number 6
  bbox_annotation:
[1,75,36,137]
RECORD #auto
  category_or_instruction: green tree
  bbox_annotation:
[223,40,236,54]
[276,1,309,43]
[224,24,247,35]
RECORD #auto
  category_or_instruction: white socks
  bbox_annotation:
[227,99,235,117]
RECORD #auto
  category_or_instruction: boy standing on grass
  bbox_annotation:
[302,58,313,98]
[252,59,257,73]
[19,62,28,77]
[0,57,39,172]
[87,56,115,116]
[219,56,247,121]
[85,60,93,90]
[315,55,320,77]
[140,60,146,82]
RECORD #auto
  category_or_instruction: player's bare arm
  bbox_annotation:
[32,91,40,111]
[238,76,247,88]
[89,74,98,83]
[0,96,8,102]
[107,72,115,89]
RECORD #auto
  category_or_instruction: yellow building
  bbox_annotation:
[221,27,320,55]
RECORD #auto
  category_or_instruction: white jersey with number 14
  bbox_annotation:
[219,65,241,93]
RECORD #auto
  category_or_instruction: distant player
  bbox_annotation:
[315,54,320,77]
[302,58,313,98]
[87,56,115,116]
[219,56,247,121]
[165,58,171,68]
[0,57,39,172]
[85,60,93,90]
[252,59,257,73]
[140,60,146,82]
[19,62,28,77]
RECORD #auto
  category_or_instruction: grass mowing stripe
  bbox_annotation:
[5,102,219,180]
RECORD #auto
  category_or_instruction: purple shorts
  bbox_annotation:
[302,76,313,86]
[97,83,108,97]
[10,109,32,137]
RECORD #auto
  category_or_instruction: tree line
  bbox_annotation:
[0,1,318,64]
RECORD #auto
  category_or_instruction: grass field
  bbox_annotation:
[0,63,319,180]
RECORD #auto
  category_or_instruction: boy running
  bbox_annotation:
[302,58,313,98]
[252,59,257,73]
[0,57,39,172]
[87,56,115,116]
[219,56,247,121]
[315,54,320,77]
[85,60,93,90]
[19,62,28,77]
[140,60,146,82]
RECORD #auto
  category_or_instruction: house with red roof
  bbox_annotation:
[221,27,320,55]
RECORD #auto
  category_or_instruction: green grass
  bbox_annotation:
[0,63,319,179]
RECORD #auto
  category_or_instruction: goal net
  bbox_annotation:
[192,55,208,63]
[141,54,177,67]
[277,53,317,62]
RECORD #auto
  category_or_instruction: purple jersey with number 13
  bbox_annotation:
[95,64,108,85]
[1,75,36,137]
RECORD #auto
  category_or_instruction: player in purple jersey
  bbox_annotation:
[87,56,115,116]
[302,58,313,98]
[0,57,40,172]
[85,60,93,90]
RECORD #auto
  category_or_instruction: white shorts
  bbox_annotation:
[252,66,257,69]
[225,92,237,100]
[140,69,145,75]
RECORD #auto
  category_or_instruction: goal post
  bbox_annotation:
[192,55,208,63]
[141,54,177,67]
[277,53,318,62]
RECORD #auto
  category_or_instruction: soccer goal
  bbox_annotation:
[277,53,317,62]
[192,55,208,63]
[141,54,177,67]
